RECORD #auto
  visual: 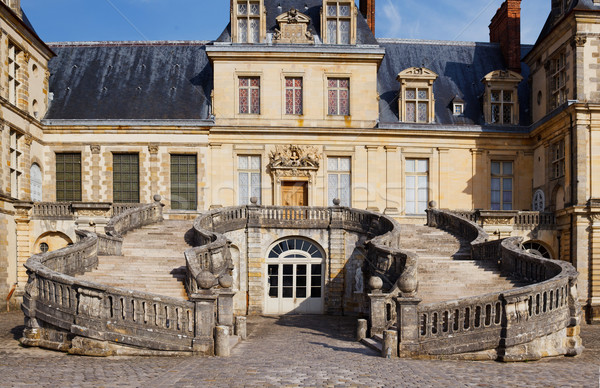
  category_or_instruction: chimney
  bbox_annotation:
[360,0,376,35]
[489,0,521,73]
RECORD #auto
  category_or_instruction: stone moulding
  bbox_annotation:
[394,208,584,361]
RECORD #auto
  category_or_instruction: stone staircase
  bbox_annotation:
[78,220,193,299]
[399,224,529,304]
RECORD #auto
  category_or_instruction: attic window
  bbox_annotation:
[233,0,264,44]
[451,96,465,116]
[396,67,438,124]
[481,70,523,125]
[322,1,357,45]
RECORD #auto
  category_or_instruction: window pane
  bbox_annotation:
[250,18,259,43]
[417,160,428,173]
[328,157,338,171]
[503,162,513,175]
[238,155,248,169]
[418,102,428,122]
[406,89,416,99]
[491,162,500,175]
[340,20,350,44]
[491,178,500,191]
[406,102,416,122]
[328,174,338,205]
[406,159,415,173]
[339,157,351,171]
[327,20,337,44]
[339,5,350,16]
[238,18,248,42]
[171,155,197,210]
[250,156,260,170]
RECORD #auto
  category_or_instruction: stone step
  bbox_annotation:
[361,337,382,353]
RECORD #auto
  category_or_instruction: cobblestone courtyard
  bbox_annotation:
[0,311,598,387]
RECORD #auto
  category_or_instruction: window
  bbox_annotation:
[491,161,513,210]
[238,155,261,205]
[549,52,566,110]
[239,77,260,114]
[397,67,438,124]
[30,163,42,202]
[56,153,82,202]
[406,159,428,215]
[482,70,522,125]
[9,130,22,199]
[39,242,49,253]
[285,77,303,115]
[490,90,514,125]
[236,0,261,43]
[453,104,464,116]
[113,153,140,203]
[327,78,349,116]
[551,140,565,179]
[170,154,197,210]
[8,42,20,106]
[405,88,430,123]
[325,1,352,44]
[327,157,351,206]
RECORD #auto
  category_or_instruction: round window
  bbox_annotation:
[39,242,49,253]
[521,241,551,259]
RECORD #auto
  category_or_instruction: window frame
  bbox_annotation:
[549,51,567,111]
[112,153,140,203]
[232,0,264,44]
[489,89,515,125]
[396,67,438,124]
[481,70,522,126]
[322,1,356,45]
[326,77,350,116]
[326,156,351,207]
[55,152,82,202]
[238,154,262,205]
[490,160,514,211]
[9,129,22,199]
[284,76,304,116]
[170,154,197,211]
[405,158,429,215]
[237,75,261,116]
[8,42,21,106]
[550,139,565,180]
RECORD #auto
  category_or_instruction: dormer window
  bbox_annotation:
[396,67,438,123]
[451,96,465,116]
[322,1,357,45]
[232,0,265,44]
[481,70,522,125]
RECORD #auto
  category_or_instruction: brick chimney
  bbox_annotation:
[489,0,521,73]
[360,0,375,35]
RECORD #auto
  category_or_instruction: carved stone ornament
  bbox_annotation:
[273,8,314,44]
[572,35,587,47]
[77,209,108,217]
[90,144,101,154]
[148,144,159,154]
[485,217,513,225]
[24,135,33,146]
[23,52,31,64]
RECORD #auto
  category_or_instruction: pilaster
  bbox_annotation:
[90,145,101,201]
[589,212,600,322]
[327,206,345,314]
[148,144,159,200]
[246,204,264,314]
[437,148,449,209]
[384,146,400,215]
[13,201,32,290]
[470,149,485,209]
[365,145,380,212]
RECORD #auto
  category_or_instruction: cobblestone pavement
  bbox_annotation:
[0,311,599,387]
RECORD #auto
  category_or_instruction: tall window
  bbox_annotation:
[490,90,514,125]
[327,157,351,206]
[551,140,565,179]
[327,78,349,116]
[236,0,260,43]
[550,52,566,110]
[491,161,513,210]
[56,153,82,202]
[239,155,261,205]
[9,130,22,198]
[239,77,260,114]
[285,77,303,115]
[170,154,197,211]
[30,163,42,202]
[405,88,430,123]
[405,159,428,215]
[325,2,351,44]
[8,43,20,106]
[113,153,140,203]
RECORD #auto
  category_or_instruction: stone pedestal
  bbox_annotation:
[214,325,230,357]
[191,292,217,355]
[356,319,367,341]
[395,297,421,357]
[217,290,235,332]
[235,316,247,340]
[382,329,398,358]
[368,292,388,336]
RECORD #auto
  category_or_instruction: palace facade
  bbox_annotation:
[1,0,600,323]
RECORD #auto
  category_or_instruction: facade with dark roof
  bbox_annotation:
[1,0,600,323]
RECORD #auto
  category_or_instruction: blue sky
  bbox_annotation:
[23,0,549,44]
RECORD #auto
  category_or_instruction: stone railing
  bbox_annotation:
[394,208,583,361]
[20,198,222,356]
[185,203,419,336]
[32,202,74,219]
[111,203,144,217]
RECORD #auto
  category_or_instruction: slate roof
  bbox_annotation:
[377,39,532,127]
[536,0,600,45]
[216,0,378,45]
[46,42,212,121]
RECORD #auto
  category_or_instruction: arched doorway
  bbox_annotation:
[265,237,324,314]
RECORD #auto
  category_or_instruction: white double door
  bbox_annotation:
[265,257,324,314]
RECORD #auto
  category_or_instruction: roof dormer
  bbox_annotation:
[321,1,357,45]
[231,0,266,44]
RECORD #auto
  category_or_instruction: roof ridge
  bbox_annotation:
[376,38,501,47]
[48,40,212,47]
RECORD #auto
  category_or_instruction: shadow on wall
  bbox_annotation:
[33,231,73,254]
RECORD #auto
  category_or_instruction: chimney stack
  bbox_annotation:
[360,0,376,35]
[489,0,521,73]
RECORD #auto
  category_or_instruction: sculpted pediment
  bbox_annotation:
[396,67,438,81]
[274,9,314,44]
[269,145,320,170]
[481,69,523,83]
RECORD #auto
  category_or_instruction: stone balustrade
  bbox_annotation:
[447,209,556,230]
[393,208,583,361]
[20,198,215,356]
[31,202,74,219]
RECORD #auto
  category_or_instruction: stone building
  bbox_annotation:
[0,0,599,324]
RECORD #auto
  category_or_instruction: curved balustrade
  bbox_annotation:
[21,200,202,356]
[398,208,583,360]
